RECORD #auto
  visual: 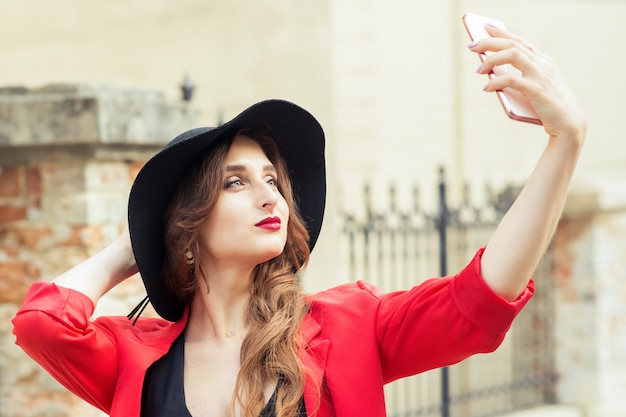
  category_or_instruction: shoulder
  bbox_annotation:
[94,311,187,347]
[305,281,385,333]
[310,281,382,306]
[94,315,173,334]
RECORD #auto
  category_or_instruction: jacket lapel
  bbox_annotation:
[299,314,334,416]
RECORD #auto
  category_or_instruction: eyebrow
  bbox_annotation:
[225,164,276,173]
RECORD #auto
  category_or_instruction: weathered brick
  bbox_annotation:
[85,162,129,191]
[25,166,42,195]
[2,244,20,257]
[41,195,87,224]
[40,248,94,283]
[41,164,85,194]
[55,225,83,247]
[13,225,54,249]
[0,261,39,303]
[128,161,144,182]
[79,225,104,247]
[56,225,102,248]
[27,194,42,210]
[0,166,20,198]
[0,204,27,223]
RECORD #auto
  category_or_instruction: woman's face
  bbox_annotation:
[198,134,289,269]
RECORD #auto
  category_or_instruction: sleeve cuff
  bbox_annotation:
[15,281,96,331]
[450,247,535,334]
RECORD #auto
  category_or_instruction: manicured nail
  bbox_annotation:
[476,64,483,73]
[467,41,478,48]
[483,83,489,91]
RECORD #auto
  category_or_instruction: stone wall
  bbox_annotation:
[0,84,197,417]
[553,185,626,417]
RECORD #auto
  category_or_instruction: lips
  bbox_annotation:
[255,216,282,230]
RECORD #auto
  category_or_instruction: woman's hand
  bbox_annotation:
[469,24,587,143]
[468,24,587,300]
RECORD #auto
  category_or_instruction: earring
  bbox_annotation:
[184,249,195,265]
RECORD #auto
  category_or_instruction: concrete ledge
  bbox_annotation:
[0,83,198,147]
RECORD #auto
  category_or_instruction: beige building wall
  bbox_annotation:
[1,0,623,285]
[0,0,333,123]
[332,0,625,204]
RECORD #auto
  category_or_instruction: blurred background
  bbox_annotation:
[0,0,624,416]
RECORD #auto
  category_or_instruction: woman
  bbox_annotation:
[12,24,586,417]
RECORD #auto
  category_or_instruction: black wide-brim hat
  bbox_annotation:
[128,99,326,322]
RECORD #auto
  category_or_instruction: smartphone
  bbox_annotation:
[462,12,542,125]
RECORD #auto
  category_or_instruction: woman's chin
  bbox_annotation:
[257,245,286,264]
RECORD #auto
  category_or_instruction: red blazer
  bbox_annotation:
[12,248,533,417]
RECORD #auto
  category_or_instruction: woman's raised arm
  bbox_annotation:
[469,25,587,300]
[53,228,139,305]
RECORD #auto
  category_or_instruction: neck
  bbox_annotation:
[186,268,254,342]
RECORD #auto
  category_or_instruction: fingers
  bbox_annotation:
[467,25,545,93]
[484,24,537,51]
[465,20,587,139]
[469,24,546,63]
[469,33,535,62]
[482,70,532,94]
[476,47,530,76]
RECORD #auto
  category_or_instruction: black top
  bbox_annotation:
[141,334,307,416]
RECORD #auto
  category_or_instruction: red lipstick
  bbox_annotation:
[255,216,281,230]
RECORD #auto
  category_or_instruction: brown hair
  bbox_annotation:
[163,126,311,417]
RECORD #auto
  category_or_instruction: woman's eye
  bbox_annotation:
[224,178,243,188]
[266,177,278,187]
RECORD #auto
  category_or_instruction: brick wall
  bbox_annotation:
[0,163,128,417]
[0,84,196,417]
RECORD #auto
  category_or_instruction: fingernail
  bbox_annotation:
[467,41,478,48]
[476,64,483,73]
[483,83,489,91]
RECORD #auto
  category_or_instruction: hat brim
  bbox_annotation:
[128,99,326,321]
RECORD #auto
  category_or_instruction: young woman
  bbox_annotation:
[12,24,586,417]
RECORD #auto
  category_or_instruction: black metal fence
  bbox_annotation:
[339,167,557,417]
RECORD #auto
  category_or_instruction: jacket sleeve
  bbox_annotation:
[12,282,118,413]
[372,247,534,383]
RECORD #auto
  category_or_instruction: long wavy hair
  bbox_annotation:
[162,125,311,417]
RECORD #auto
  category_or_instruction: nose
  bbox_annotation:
[257,181,279,209]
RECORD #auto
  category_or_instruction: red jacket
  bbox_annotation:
[12,248,533,416]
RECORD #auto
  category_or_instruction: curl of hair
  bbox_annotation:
[163,126,312,417]
[163,139,230,302]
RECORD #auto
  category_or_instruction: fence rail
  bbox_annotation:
[339,167,556,417]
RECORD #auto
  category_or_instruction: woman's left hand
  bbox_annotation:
[469,23,588,300]
[469,24,587,143]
